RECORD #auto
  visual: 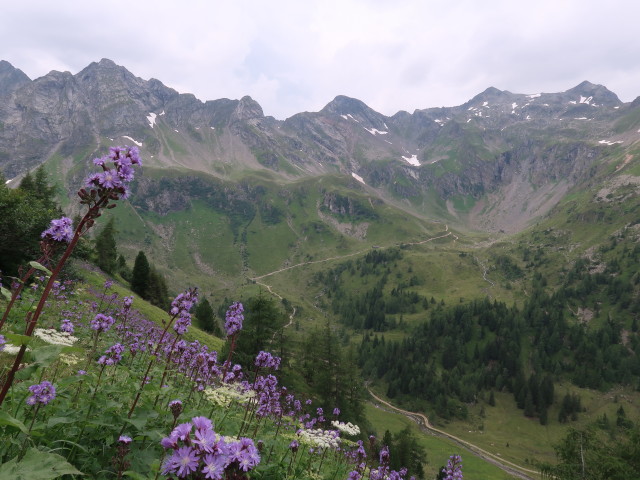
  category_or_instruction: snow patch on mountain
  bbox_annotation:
[402,154,421,166]
[122,136,142,146]
[147,112,157,128]
[351,172,365,184]
[364,127,388,136]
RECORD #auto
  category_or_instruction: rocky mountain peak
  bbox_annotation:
[564,80,621,106]
[464,86,515,108]
[0,60,31,96]
[231,95,264,121]
[321,95,388,130]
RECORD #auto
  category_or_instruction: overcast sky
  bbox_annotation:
[3,0,640,119]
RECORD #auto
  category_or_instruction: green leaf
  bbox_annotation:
[0,447,83,479]
[123,471,152,480]
[28,261,52,276]
[4,333,33,347]
[0,410,29,434]
[31,345,64,367]
[47,416,76,428]
[15,364,38,380]
[1,285,11,300]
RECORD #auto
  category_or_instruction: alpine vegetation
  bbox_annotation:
[0,147,460,479]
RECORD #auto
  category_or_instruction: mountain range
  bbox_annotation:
[1,58,639,292]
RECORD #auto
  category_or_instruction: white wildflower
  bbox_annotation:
[1,343,26,355]
[203,384,255,407]
[34,328,78,346]
[331,420,360,436]
[59,353,81,365]
[297,428,341,451]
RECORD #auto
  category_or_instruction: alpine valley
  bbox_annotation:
[2,58,640,478]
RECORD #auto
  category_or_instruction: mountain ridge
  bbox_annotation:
[0,58,638,243]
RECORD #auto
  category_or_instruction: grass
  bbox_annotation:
[364,403,518,479]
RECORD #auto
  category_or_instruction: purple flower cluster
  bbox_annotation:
[161,416,260,479]
[0,334,5,352]
[91,313,115,333]
[171,288,198,336]
[224,302,244,337]
[41,217,74,244]
[442,454,463,480]
[26,380,56,406]
[98,343,125,365]
[60,318,74,333]
[346,440,415,480]
[254,351,281,370]
[83,146,142,200]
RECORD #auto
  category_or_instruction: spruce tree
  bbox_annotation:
[147,267,169,309]
[195,298,220,336]
[130,251,150,298]
[94,218,118,273]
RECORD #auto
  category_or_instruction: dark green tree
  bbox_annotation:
[94,218,118,274]
[195,298,221,336]
[130,251,150,298]
[230,293,287,368]
[147,267,169,310]
[0,169,60,274]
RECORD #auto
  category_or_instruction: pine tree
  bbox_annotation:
[195,298,220,336]
[130,251,150,298]
[147,267,169,309]
[94,218,118,273]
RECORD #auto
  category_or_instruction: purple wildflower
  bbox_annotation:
[171,446,199,477]
[443,454,463,480]
[60,318,74,334]
[202,453,227,479]
[379,445,390,465]
[91,313,115,333]
[26,380,56,406]
[41,217,74,243]
[174,315,192,335]
[289,440,299,453]
[119,435,132,445]
[348,472,362,480]
[0,334,5,352]
[98,343,125,365]
[333,407,340,416]
[254,350,281,370]
[224,302,244,337]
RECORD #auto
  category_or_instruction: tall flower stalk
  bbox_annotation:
[126,288,197,419]
[0,146,141,407]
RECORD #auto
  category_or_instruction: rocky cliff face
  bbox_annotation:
[0,58,637,234]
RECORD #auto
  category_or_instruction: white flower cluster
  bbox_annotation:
[1,343,26,355]
[203,384,255,407]
[34,328,78,346]
[331,420,360,436]
[298,428,340,451]
[59,353,81,365]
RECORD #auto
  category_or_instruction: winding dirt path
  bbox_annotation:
[252,227,453,281]
[367,389,538,480]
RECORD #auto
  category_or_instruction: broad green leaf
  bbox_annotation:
[47,416,76,428]
[0,410,29,434]
[4,332,33,346]
[15,363,38,380]
[0,447,83,479]
[31,344,64,366]
[28,261,52,275]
